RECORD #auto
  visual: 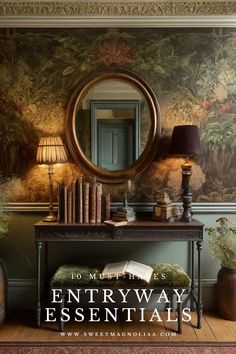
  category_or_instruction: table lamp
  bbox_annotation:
[169,125,201,222]
[36,136,68,222]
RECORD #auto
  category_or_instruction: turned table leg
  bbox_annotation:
[196,240,203,329]
[36,241,42,327]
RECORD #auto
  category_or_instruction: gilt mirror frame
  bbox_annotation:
[66,68,161,183]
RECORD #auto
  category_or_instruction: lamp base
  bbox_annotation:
[181,163,193,222]
[181,189,193,222]
[43,213,57,222]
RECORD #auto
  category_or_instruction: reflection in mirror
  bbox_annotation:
[75,79,151,171]
[91,100,139,170]
[66,69,160,183]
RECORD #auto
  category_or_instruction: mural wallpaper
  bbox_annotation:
[0,28,236,203]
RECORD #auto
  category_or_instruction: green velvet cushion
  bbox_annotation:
[50,264,115,287]
[50,263,191,288]
[149,263,191,287]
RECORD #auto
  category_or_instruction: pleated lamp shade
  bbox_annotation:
[36,136,68,164]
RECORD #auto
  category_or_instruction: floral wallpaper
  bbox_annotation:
[0,28,236,203]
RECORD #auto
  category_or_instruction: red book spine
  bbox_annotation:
[105,193,111,221]
[79,177,83,223]
[83,182,89,224]
[90,182,96,224]
[96,183,102,223]
[64,185,68,224]
[72,181,76,224]
[67,186,72,224]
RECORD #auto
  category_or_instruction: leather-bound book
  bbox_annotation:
[57,182,64,223]
[72,181,77,224]
[105,192,111,221]
[90,181,97,224]
[102,192,110,222]
[67,186,73,224]
[83,182,90,224]
[96,183,102,224]
[64,184,68,224]
[78,176,83,223]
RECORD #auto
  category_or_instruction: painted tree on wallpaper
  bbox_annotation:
[0,28,236,202]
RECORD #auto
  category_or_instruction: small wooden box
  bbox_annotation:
[153,205,179,222]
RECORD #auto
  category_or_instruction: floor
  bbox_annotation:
[0,311,236,343]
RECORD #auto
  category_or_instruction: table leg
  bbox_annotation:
[36,241,42,327]
[177,301,183,334]
[44,241,49,300]
[191,241,195,310]
[60,293,65,332]
[196,240,203,328]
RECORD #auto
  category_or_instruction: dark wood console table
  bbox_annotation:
[34,219,204,329]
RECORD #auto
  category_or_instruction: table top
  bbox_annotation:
[34,218,204,242]
[35,218,204,229]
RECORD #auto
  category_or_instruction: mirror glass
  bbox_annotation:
[75,79,151,171]
[66,69,160,183]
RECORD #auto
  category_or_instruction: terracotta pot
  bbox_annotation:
[0,258,7,326]
[217,266,236,321]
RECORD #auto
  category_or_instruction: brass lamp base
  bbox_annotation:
[43,164,57,223]
[43,212,57,222]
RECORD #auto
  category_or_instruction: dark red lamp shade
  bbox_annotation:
[169,125,201,157]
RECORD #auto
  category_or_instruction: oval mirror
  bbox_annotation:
[66,68,161,183]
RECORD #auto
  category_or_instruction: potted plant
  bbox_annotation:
[206,217,236,320]
[0,182,8,326]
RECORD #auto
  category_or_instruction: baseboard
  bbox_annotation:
[8,279,38,310]
[8,278,217,311]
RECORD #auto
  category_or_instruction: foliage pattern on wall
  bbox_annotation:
[0,28,236,203]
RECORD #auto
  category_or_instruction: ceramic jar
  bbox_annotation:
[217,266,236,321]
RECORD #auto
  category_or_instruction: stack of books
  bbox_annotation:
[57,177,110,224]
[112,206,136,222]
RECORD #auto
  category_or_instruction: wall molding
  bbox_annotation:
[9,278,38,288]
[5,202,236,213]
[1,0,236,27]
[2,15,236,27]
[1,1,236,18]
